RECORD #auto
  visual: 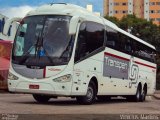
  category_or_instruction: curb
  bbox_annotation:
[153,94,160,100]
[154,91,160,94]
[153,90,160,100]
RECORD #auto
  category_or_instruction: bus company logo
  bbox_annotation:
[103,53,130,79]
[48,68,61,72]
[105,57,128,71]
[129,64,139,82]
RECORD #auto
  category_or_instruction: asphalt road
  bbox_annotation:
[0,93,160,115]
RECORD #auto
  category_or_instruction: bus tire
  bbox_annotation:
[76,81,96,105]
[32,94,50,103]
[140,86,147,102]
[135,86,141,102]
[127,86,141,102]
[134,85,141,102]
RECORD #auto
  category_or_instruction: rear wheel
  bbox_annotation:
[76,81,97,105]
[127,85,141,102]
[134,86,141,102]
[140,86,147,102]
[32,94,50,103]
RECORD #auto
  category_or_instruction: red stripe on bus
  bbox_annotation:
[104,52,156,69]
[43,67,46,78]
[104,52,130,61]
[134,61,156,69]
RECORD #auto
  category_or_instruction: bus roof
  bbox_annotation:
[116,28,155,50]
[26,3,155,50]
[27,3,104,24]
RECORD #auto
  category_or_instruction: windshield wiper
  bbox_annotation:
[35,31,42,58]
[33,16,56,65]
[18,31,42,64]
[37,33,55,65]
[18,46,35,64]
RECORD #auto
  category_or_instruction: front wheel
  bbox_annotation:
[32,94,50,103]
[76,81,97,105]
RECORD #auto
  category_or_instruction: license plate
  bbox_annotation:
[29,84,39,89]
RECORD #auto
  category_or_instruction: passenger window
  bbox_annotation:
[106,26,118,50]
[105,26,155,63]
[132,41,156,63]
[75,21,105,62]
[106,26,132,54]
[86,22,104,53]
[124,39,132,53]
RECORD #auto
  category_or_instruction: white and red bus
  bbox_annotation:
[8,3,156,104]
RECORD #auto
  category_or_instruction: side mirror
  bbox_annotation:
[69,16,84,35]
[3,17,22,36]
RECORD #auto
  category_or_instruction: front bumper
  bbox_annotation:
[8,79,72,96]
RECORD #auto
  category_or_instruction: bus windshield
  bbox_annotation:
[12,15,74,67]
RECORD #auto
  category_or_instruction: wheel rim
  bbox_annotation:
[86,86,94,101]
[136,89,140,100]
[141,92,145,100]
[141,89,146,101]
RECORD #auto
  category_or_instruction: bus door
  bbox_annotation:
[72,22,86,94]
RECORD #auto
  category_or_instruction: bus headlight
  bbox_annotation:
[53,74,71,83]
[8,72,19,80]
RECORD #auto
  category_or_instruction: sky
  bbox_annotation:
[0,0,103,18]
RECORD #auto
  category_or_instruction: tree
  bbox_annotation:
[104,16,120,26]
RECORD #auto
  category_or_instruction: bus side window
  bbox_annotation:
[151,51,156,63]
[75,22,105,62]
[118,33,132,54]
[106,26,118,50]
[124,39,132,53]
[132,41,156,63]
[86,22,104,53]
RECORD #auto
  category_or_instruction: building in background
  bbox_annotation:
[103,0,160,25]
[86,4,93,12]
[94,12,101,16]
[86,4,101,16]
